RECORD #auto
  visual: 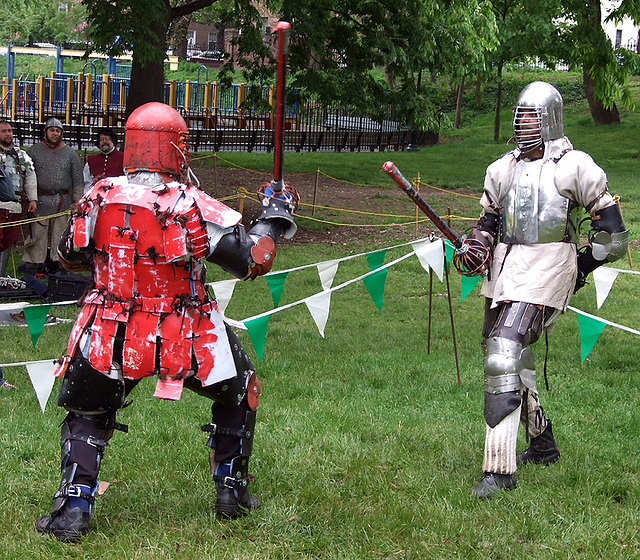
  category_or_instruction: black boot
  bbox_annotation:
[471,472,517,499]
[517,420,560,466]
[214,456,261,518]
[35,464,94,542]
[35,506,91,543]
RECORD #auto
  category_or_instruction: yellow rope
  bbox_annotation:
[298,214,433,228]
[317,170,383,188]
[298,202,415,219]
[0,164,480,233]
[216,186,477,228]
[415,178,481,200]
[0,211,70,228]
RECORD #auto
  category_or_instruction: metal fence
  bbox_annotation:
[0,73,438,152]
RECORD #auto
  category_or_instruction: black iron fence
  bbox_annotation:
[0,74,438,152]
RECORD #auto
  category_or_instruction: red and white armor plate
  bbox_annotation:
[55,176,243,389]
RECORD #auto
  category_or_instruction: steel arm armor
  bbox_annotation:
[575,204,629,292]
[207,196,296,280]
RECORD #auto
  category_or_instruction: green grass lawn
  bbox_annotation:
[1,73,639,559]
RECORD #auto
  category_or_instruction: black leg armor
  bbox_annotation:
[36,411,118,542]
[183,323,255,407]
[57,354,126,412]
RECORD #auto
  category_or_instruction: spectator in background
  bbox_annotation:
[82,127,124,194]
[24,118,83,278]
[0,120,37,277]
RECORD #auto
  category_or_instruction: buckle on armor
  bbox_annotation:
[214,475,248,489]
[66,485,84,498]
[85,435,108,449]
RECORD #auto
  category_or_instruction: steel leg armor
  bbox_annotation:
[480,301,551,481]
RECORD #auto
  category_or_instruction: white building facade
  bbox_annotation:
[602,1,639,51]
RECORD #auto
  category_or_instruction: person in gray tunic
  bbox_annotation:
[463,82,629,498]
[24,118,83,276]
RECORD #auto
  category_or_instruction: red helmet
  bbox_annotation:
[123,102,189,177]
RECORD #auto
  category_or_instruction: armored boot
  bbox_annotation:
[472,472,517,499]
[35,464,94,543]
[472,406,520,499]
[202,407,260,519]
[36,413,112,542]
[213,456,261,518]
[517,420,560,466]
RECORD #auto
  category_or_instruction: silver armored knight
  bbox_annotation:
[464,81,629,498]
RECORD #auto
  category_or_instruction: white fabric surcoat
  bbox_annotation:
[480,137,615,311]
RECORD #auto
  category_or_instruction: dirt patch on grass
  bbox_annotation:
[191,162,481,246]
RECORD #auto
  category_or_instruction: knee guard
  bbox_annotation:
[57,354,125,413]
[483,337,535,427]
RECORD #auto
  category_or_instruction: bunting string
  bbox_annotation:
[0,238,638,411]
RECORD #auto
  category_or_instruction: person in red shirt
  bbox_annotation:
[82,128,124,194]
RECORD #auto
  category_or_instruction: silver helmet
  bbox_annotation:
[44,117,64,131]
[513,81,563,152]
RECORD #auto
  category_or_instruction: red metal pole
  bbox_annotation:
[272,21,291,193]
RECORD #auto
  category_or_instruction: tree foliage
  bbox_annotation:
[81,0,219,116]
[484,0,640,132]
[212,0,498,131]
[0,0,87,46]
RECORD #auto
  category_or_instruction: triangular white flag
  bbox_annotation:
[411,239,444,281]
[304,291,332,338]
[592,267,619,309]
[25,360,57,413]
[316,260,339,291]
[210,279,238,314]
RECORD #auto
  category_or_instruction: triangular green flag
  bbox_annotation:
[22,304,52,347]
[445,240,457,264]
[362,268,388,311]
[576,311,606,362]
[266,272,288,308]
[244,315,270,362]
[460,274,482,302]
[366,249,387,271]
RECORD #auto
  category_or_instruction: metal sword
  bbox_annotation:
[382,161,465,250]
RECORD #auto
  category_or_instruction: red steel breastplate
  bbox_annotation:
[56,177,242,386]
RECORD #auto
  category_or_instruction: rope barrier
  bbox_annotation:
[415,178,482,200]
[0,210,70,229]
[0,161,479,232]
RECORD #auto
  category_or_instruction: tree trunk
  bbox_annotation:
[581,0,620,126]
[454,76,465,129]
[475,74,481,107]
[125,18,169,118]
[493,63,503,142]
[583,70,620,126]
